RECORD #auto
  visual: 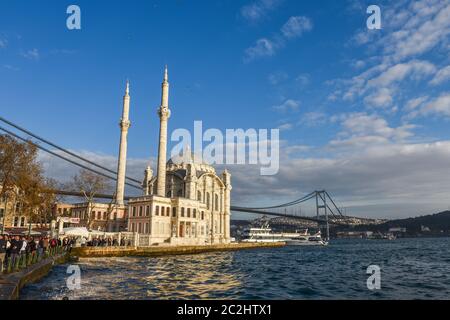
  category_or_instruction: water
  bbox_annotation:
[20,238,450,300]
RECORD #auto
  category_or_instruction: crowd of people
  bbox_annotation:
[0,234,74,273]
[85,236,131,247]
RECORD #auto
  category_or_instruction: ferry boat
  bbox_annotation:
[242,222,328,246]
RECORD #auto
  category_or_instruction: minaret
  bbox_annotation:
[115,80,131,205]
[156,66,171,197]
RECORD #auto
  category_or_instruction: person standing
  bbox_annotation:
[10,235,21,268]
[0,235,6,273]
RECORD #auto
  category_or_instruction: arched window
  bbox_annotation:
[172,207,177,217]
[215,194,219,211]
[197,191,202,201]
[155,206,159,216]
[161,206,165,216]
[206,193,210,210]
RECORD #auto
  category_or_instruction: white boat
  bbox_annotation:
[285,231,328,246]
[242,223,328,246]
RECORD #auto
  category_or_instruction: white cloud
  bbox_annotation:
[430,65,450,85]
[281,16,313,39]
[21,48,40,60]
[300,112,327,127]
[244,38,277,62]
[272,99,300,112]
[364,88,394,109]
[419,93,450,117]
[244,15,313,62]
[329,113,415,149]
[367,60,436,88]
[240,0,283,23]
[295,73,310,87]
[404,96,429,112]
[277,123,293,131]
[383,1,450,61]
[268,71,288,85]
[0,38,7,49]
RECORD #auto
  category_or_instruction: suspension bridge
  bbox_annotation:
[0,116,355,238]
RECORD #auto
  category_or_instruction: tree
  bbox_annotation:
[0,135,50,232]
[71,169,111,230]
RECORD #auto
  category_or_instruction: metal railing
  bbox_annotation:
[1,246,67,275]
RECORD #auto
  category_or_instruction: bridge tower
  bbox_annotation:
[315,191,330,240]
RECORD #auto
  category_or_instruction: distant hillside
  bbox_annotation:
[340,210,450,236]
[382,210,450,232]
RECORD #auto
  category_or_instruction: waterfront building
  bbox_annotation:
[127,66,232,245]
[0,186,28,229]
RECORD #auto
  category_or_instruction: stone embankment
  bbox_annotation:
[71,242,285,258]
[0,253,69,300]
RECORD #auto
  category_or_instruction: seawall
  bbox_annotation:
[0,253,69,300]
[71,242,285,258]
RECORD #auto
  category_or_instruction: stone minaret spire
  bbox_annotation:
[115,80,131,205]
[156,65,171,197]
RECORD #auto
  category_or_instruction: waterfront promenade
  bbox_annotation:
[0,252,69,300]
[71,242,286,258]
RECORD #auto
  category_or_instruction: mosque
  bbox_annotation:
[119,67,232,245]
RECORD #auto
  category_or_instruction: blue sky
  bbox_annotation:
[1,0,450,218]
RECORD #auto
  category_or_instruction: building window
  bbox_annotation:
[97,212,102,220]
[139,206,143,217]
[201,211,204,220]
[132,207,136,217]
[138,223,142,234]
[14,217,19,227]
[193,209,197,218]
[187,208,191,218]
[215,194,219,211]
[103,212,107,220]
[92,211,96,220]
[161,206,165,216]
[181,207,185,217]
[177,189,183,197]
[155,206,159,216]
[206,193,210,210]
[167,191,172,197]
[146,206,150,216]
[172,207,177,217]
[0,208,4,218]
[145,223,149,234]
[197,191,202,201]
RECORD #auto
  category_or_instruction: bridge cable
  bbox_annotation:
[0,126,142,190]
[0,116,142,184]
[236,191,316,210]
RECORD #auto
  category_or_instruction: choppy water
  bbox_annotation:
[20,238,450,300]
